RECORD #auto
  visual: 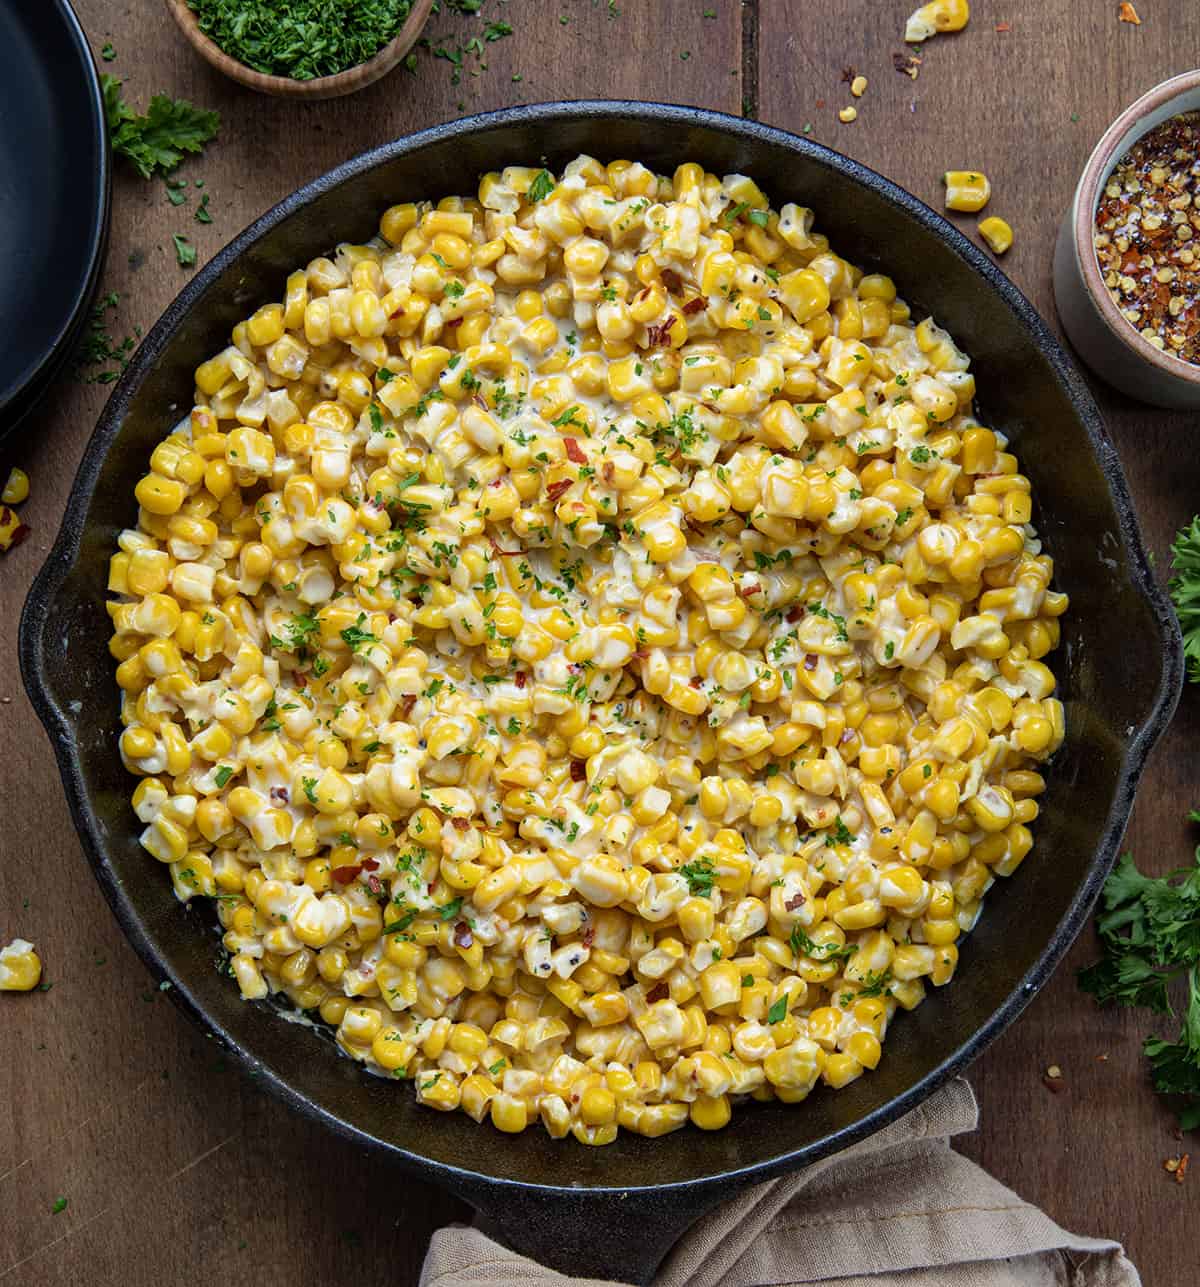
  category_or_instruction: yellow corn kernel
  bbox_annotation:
[906,0,970,43]
[942,170,991,214]
[0,939,42,991]
[978,216,1012,255]
[1,468,29,505]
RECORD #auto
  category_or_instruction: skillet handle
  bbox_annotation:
[451,1178,736,1285]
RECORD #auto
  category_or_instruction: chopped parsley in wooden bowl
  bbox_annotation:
[166,0,434,100]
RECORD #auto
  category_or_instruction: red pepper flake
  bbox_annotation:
[546,478,572,502]
[0,507,29,551]
[444,315,464,329]
[1095,110,1200,363]
[488,536,522,556]
[399,695,417,719]
[514,671,527,689]
[361,856,380,871]
[564,437,587,464]
[786,605,806,623]
[660,267,683,295]
[582,924,596,948]
[737,581,761,599]
[453,920,474,948]
[389,305,406,318]
[331,865,361,885]
[570,759,586,781]
[784,892,806,911]
[365,874,385,898]
[269,786,290,806]
[1164,1153,1190,1183]
[646,319,674,348]
[452,817,470,831]
[994,21,1011,31]
[689,674,704,687]
[1118,1,1140,23]
[682,296,707,316]
[645,982,669,1003]
[804,653,818,671]
[815,99,826,109]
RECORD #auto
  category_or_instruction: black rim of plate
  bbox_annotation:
[0,0,110,437]
[19,101,1184,1202]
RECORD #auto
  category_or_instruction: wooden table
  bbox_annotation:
[3,2,1197,1282]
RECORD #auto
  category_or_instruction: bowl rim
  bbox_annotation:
[0,0,110,436]
[19,100,1183,1204]
[1072,68,1200,386]
[164,0,435,99]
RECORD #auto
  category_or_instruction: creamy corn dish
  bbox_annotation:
[108,156,1067,1145]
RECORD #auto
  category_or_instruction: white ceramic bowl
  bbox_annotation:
[1054,69,1200,408]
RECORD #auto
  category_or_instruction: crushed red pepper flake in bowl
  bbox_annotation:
[1094,111,1200,365]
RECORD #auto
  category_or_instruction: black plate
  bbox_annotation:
[0,0,109,441]
[19,103,1182,1284]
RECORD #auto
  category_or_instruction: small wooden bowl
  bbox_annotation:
[1054,69,1200,408]
[165,0,434,100]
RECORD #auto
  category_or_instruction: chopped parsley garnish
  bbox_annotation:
[384,909,418,935]
[269,614,320,656]
[172,234,197,268]
[807,602,848,642]
[789,926,855,961]
[825,817,855,847]
[184,0,419,80]
[340,614,377,653]
[527,169,555,203]
[679,856,716,897]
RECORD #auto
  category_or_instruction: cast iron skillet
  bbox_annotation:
[19,103,1182,1283]
[0,0,110,442]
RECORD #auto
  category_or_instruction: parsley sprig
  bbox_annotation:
[1169,516,1200,682]
[101,75,220,180]
[1078,812,1200,1130]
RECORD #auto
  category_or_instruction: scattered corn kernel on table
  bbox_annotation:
[2,2,1197,1282]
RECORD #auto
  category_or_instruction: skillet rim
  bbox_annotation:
[18,99,1183,1201]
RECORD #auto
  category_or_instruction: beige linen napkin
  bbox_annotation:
[421,1079,1139,1287]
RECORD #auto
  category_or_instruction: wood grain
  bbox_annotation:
[1,1,1196,1282]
